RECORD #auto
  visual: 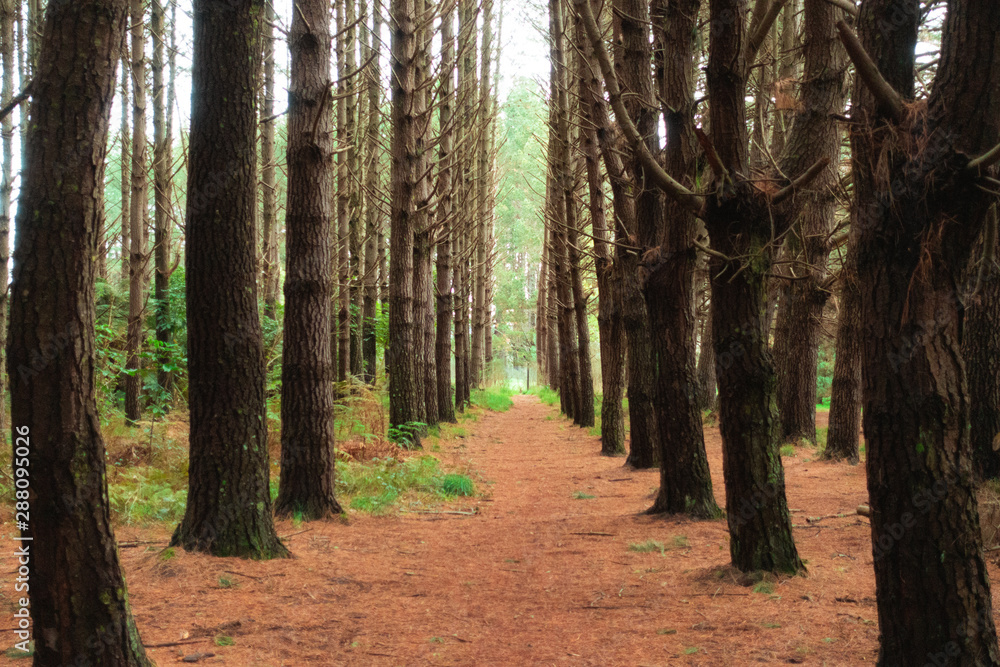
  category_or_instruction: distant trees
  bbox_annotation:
[7,0,152,661]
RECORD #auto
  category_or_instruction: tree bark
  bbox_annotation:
[173,0,288,559]
[274,0,343,520]
[849,0,1000,661]
[336,0,351,382]
[645,0,719,517]
[152,0,174,394]
[119,46,130,289]
[347,0,363,379]
[772,0,846,445]
[0,0,13,440]
[361,0,381,384]
[8,0,152,661]
[260,0,280,320]
[124,0,147,425]
[435,0,456,422]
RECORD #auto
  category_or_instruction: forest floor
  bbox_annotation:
[6,395,1000,665]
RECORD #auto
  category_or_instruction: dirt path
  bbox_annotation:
[9,395,997,665]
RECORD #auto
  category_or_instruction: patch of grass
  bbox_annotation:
[752,581,775,595]
[628,539,666,555]
[218,577,238,589]
[762,622,781,628]
[107,469,188,525]
[215,636,235,647]
[159,547,176,562]
[656,628,677,635]
[573,491,596,500]
[684,647,700,655]
[4,645,32,659]
[672,535,690,548]
[471,386,514,412]
[780,444,796,457]
[441,473,475,496]
[337,455,477,512]
[529,385,561,407]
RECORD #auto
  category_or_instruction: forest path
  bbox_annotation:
[114,395,886,666]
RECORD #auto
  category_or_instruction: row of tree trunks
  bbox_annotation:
[361,0,382,384]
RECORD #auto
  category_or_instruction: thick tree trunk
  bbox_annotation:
[966,208,1000,480]
[152,0,174,395]
[435,0,456,422]
[849,0,1000,661]
[646,0,719,518]
[274,0,343,521]
[361,0,381,384]
[173,0,288,559]
[8,0,152,661]
[772,0,846,445]
[124,0,147,425]
[260,1,280,320]
[825,231,862,462]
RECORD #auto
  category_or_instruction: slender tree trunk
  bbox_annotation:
[260,0,280,319]
[119,47,130,289]
[347,0,363,378]
[435,0,456,422]
[696,293,716,409]
[825,230,862,462]
[0,0,13,440]
[454,0,475,411]
[387,0,421,440]
[576,9,623,452]
[152,0,174,394]
[771,0,846,445]
[172,0,288,559]
[966,207,1000,480]
[336,0,351,382]
[124,0,147,425]
[361,0,381,383]
[471,0,493,389]
[645,0,719,517]
[8,0,152,661]
[421,232,438,424]
[536,231,548,383]
[275,0,343,520]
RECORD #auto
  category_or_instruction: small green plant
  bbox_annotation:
[628,539,665,555]
[441,473,475,496]
[159,547,176,562]
[780,444,796,457]
[762,622,781,629]
[218,577,238,589]
[428,637,445,644]
[672,535,690,548]
[215,636,235,647]
[573,491,595,500]
[656,628,677,635]
[387,421,426,448]
[684,647,700,655]
[752,581,775,595]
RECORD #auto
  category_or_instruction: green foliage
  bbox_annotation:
[107,469,188,525]
[471,386,514,412]
[573,491,595,500]
[529,385,560,407]
[387,421,426,448]
[752,581,775,595]
[817,342,834,403]
[215,636,235,647]
[780,444,796,457]
[218,577,238,589]
[337,455,476,513]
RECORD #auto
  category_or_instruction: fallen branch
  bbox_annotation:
[142,639,205,649]
[806,511,857,523]
[279,528,314,539]
[401,509,477,516]
[119,540,168,548]
[570,531,615,536]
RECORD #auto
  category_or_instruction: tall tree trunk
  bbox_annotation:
[387,0,421,440]
[275,0,343,520]
[421,232,438,424]
[472,0,493,389]
[848,0,1000,661]
[536,231,548,383]
[362,0,381,383]
[347,0,363,378]
[260,0,280,319]
[825,229,862,462]
[8,0,152,661]
[119,46,130,289]
[576,8,623,452]
[0,0,13,441]
[771,0,846,445]
[172,0,288,559]
[645,0,719,517]
[435,0,456,422]
[696,305,716,410]
[336,0,351,382]
[152,0,174,394]
[966,207,1000,480]
[124,0,147,425]
[454,0,475,411]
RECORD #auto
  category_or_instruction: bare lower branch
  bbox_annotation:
[835,20,904,122]
[771,158,831,204]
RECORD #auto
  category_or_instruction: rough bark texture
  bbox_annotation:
[576,9,624,453]
[173,0,288,559]
[7,0,152,661]
[152,0,174,394]
[435,0,456,422]
[347,0,363,378]
[850,0,1000,662]
[260,0,280,320]
[966,208,1000,480]
[772,0,846,445]
[119,46,130,289]
[387,0,421,437]
[0,0,13,439]
[336,0,351,382]
[703,0,801,573]
[274,0,343,520]
[696,306,716,410]
[124,0,147,424]
[646,0,719,518]
[361,0,381,384]
[471,0,492,389]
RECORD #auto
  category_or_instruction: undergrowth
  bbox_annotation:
[471,386,514,412]
[338,455,475,513]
